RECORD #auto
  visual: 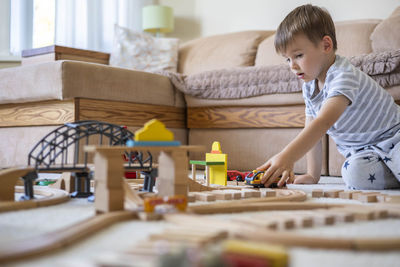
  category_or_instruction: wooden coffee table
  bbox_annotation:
[21,45,110,66]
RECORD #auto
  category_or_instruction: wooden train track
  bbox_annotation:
[0,186,70,213]
[0,182,399,264]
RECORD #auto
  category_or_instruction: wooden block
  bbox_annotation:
[325,208,355,223]
[342,190,362,199]
[351,192,363,200]
[277,213,313,228]
[174,184,188,196]
[95,186,124,213]
[194,192,216,202]
[0,168,34,201]
[276,217,296,230]
[138,212,163,221]
[302,210,335,225]
[358,193,379,203]
[360,207,389,219]
[351,191,379,201]
[231,191,242,199]
[339,191,354,199]
[376,194,388,202]
[323,189,343,198]
[191,164,196,180]
[255,214,295,230]
[187,192,196,202]
[259,188,277,197]
[311,189,324,198]
[292,215,313,228]
[384,195,400,203]
[224,190,242,199]
[211,190,233,200]
[93,153,124,189]
[241,189,261,198]
[50,172,74,193]
[340,206,375,220]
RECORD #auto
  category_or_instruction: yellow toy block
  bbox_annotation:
[134,119,174,141]
[205,141,227,186]
[222,239,288,267]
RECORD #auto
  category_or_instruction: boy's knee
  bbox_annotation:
[341,155,399,190]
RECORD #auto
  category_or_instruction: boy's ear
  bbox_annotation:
[322,36,333,52]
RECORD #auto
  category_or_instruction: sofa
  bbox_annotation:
[1,7,399,177]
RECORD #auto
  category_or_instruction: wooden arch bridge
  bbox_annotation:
[5,121,153,200]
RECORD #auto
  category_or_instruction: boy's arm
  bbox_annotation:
[294,116,322,184]
[258,95,349,187]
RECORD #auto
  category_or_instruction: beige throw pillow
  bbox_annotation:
[110,24,179,72]
[255,34,287,66]
[178,31,272,75]
[370,7,400,52]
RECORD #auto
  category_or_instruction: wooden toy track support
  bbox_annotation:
[85,145,204,214]
[0,167,35,201]
[24,120,153,199]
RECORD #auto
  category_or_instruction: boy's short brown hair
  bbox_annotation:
[274,4,337,54]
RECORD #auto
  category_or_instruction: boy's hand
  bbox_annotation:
[293,174,318,184]
[257,152,295,188]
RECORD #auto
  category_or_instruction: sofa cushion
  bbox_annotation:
[370,7,400,52]
[0,60,183,107]
[335,19,381,57]
[256,20,380,66]
[178,31,274,75]
[255,34,286,66]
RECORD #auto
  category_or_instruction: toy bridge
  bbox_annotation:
[15,121,154,200]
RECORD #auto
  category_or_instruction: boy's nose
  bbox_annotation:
[290,61,299,70]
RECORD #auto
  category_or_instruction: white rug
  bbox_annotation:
[0,176,399,267]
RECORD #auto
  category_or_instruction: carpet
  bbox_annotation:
[0,176,399,267]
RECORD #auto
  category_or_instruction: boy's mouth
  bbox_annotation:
[296,72,305,79]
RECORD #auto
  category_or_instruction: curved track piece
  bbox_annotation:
[0,211,137,264]
[0,168,34,201]
[187,177,215,192]
[122,180,144,208]
[0,186,69,213]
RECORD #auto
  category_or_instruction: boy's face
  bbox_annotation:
[282,33,329,83]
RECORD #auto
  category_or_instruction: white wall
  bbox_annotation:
[158,0,400,43]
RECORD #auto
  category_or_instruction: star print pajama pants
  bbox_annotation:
[341,132,400,190]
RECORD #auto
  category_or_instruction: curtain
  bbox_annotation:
[0,0,11,56]
[9,0,33,55]
[55,0,154,52]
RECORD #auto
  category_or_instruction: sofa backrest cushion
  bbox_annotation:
[178,31,273,75]
[255,19,381,67]
[255,34,285,66]
[370,7,400,52]
[335,19,381,57]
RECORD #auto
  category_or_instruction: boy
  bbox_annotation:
[258,4,400,190]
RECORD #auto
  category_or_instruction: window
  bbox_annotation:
[33,0,55,48]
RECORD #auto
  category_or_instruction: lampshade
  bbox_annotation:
[142,5,174,34]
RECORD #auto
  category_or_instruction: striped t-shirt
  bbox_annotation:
[303,55,400,155]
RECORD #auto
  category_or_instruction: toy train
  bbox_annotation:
[244,170,283,188]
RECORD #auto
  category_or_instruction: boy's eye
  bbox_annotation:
[295,54,303,59]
